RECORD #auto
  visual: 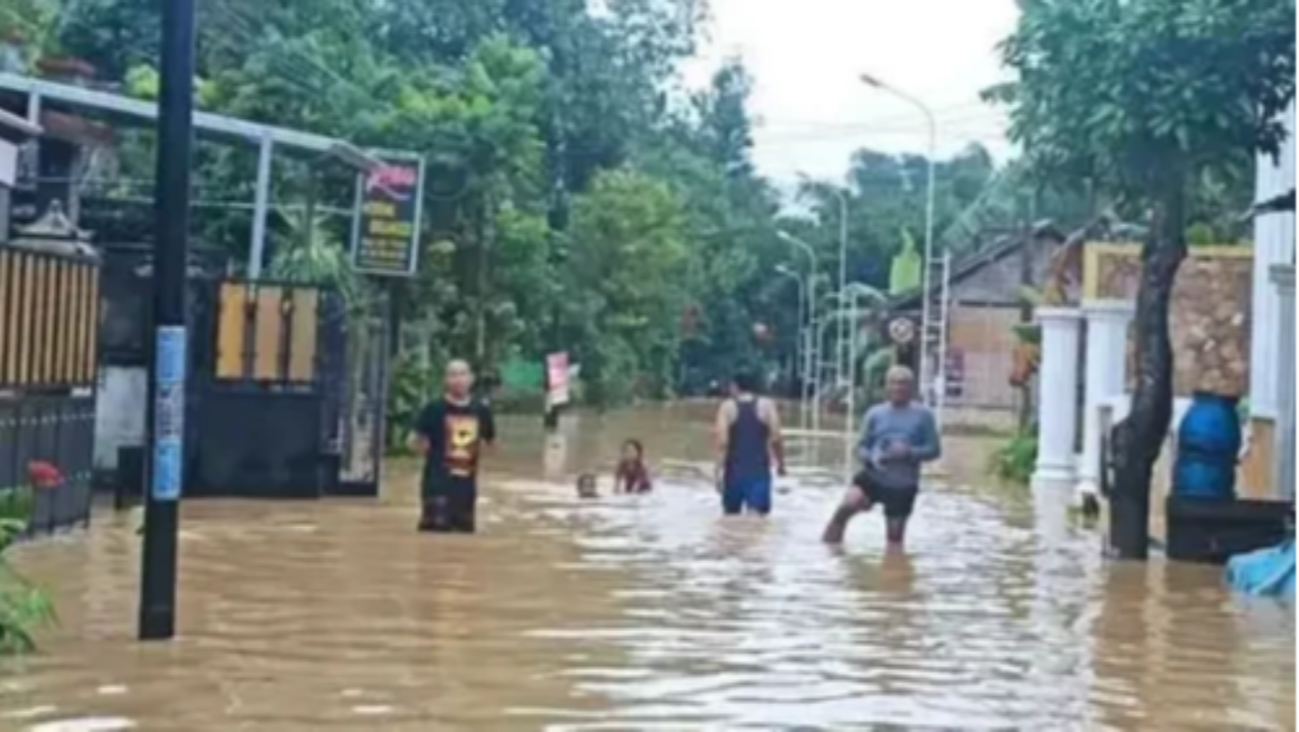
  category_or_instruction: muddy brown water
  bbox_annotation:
[2,405,1294,731]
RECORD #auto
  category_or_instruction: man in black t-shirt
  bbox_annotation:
[411,359,497,533]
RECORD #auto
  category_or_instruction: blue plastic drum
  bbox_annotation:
[1173,391,1242,500]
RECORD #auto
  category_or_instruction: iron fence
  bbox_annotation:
[0,394,95,536]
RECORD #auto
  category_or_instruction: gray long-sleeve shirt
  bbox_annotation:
[857,401,942,487]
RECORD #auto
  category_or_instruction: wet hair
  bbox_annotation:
[732,368,762,394]
[622,439,644,460]
[886,365,915,383]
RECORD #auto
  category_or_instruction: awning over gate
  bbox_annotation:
[0,72,421,277]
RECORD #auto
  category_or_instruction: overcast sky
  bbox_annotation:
[683,0,1021,187]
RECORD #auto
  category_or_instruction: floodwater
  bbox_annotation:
[2,405,1294,731]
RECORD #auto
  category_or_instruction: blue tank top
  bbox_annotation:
[725,398,771,482]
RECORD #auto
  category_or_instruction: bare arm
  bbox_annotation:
[763,399,786,475]
[408,433,430,454]
[409,403,435,455]
[713,400,735,461]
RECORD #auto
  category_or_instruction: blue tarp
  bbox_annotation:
[1225,539,1296,600]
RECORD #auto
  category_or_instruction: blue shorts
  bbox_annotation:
[722,476,772,516]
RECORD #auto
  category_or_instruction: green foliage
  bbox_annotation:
[1011,322,1042,346]
[563,168,690,404]
[41,0,1057,418]
[0,487,56,655]
[266,210,366,307]
[888,229,922,294]
[987,0,1295,203]
[988,430,1039,486]
[385,354,441,452]
[989,0,1294,516]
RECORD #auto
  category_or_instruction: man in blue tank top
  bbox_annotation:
[823,365,941,548]
[713,369,786,515]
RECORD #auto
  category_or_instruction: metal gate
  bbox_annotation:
[330,295,389,496]
[188,278,387,498]
[0,244,99,536]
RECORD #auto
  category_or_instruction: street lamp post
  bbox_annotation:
[775,265,807,431]
[833,191,849,397]
[777,231,819,431]
[860,74,939,408]
[819,286,871,479]
[795,176,850,408]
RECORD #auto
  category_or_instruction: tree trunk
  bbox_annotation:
[1110,189,1187,560]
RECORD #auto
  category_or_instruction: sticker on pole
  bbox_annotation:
[152,326,187,502]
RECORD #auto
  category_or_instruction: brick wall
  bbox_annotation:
[1082,243,1253,397]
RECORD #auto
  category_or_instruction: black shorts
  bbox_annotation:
[419,483,477,533]
[853,469,919,520]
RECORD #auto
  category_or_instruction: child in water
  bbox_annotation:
[614,439,652,494]
[575,473,600,499]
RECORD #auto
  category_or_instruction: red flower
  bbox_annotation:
[26,461,64,490]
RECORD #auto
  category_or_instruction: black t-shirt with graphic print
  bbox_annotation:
[415,396,496,497]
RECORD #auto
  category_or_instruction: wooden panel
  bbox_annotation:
[56,259,69,383]
[50,259,65,383]
[3,250,22,384]
[86,262,100,383]
[216,282,249,379]
[253,285,285,381]
[74,262,95,384]
[65,261,79,384]
[288,288,319,382]
[15,251,32,385]
[77,261,91,383]
[0,249,10,384]
[43,257,58,383]
[31,255,49,384]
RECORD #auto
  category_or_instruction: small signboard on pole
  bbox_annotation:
[546,352,571,408]
[350,153,426,277]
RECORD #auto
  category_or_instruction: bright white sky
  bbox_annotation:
[683,0,1021,188]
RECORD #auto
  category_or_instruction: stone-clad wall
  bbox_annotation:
[1082,243,1253,397]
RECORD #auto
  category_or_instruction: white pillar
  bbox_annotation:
[1271,265,1295,500]
[1077,300,1135,500]
[1033,307,1084,493]
[1249,102,1296,423]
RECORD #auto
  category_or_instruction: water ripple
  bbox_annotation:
[0,418,1292,731]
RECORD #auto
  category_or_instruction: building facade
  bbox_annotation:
[1243,100,1296,498]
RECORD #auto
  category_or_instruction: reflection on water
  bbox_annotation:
[3,406,1294,730]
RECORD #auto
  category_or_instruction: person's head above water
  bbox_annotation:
[576,472,598,498]
[621,439,644,464]
[731,368,762,396]
[445,359,475,400]
[884,365,915,406]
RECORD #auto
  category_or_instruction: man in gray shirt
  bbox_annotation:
[822,365,941,548]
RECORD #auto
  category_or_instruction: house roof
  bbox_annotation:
[886,222,1065,310]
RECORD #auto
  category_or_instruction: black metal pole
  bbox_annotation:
[138,0,196,641]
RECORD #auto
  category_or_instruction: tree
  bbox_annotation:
[988,0,1295,559]
[29,0,793,409]
[562,168,690,404]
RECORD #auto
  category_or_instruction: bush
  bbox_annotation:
[0,482,56,655]
[989,429,1038,485]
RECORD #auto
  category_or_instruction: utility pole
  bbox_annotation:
[543,34,570,433]
[138,0,196,641]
